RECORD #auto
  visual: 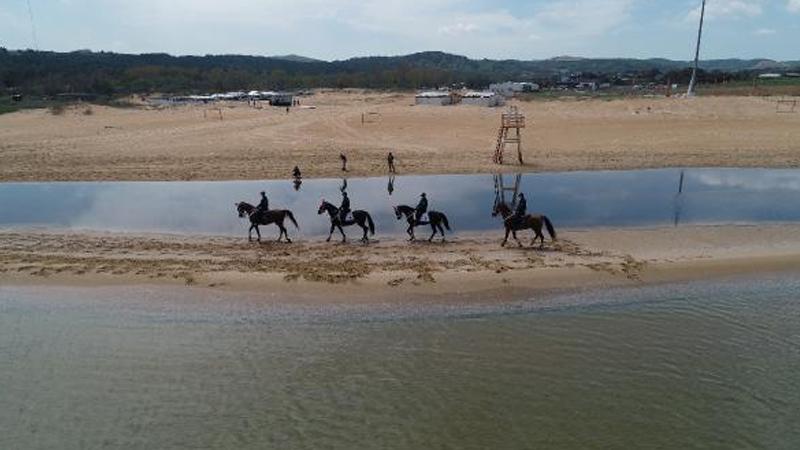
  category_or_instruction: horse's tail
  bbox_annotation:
[543,216,557,241]
[440,213,451,231]
[286,210,299,229]
[366,212,376,235]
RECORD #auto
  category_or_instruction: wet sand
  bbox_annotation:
[1,92,799,182]
[2,224,799,304]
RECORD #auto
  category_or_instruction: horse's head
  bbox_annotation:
[236,202,253,218]
[318,200,331,215]
[492,202,511,218]
[393,206,401,220]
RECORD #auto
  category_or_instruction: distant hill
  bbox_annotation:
[270,54,324,63]
[1,48,798,96]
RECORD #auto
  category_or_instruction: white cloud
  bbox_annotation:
[438,23,480,36]
[788,0,800,13]
[753,28,776,35]
[686,0,764,21]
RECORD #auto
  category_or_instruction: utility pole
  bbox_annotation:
[687,0,707,97]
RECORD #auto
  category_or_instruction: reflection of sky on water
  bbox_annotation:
[1,168,799,237]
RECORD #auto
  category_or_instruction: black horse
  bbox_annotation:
[492,202,557,248]
[236,202,299,242]
[394,205,451,242]
[318,200,375,243]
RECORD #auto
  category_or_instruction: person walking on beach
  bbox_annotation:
[340,153,348,172]
[257,191,269,213]
[415,192,428,224]
[387,152,396,173]
[339,191,351,224]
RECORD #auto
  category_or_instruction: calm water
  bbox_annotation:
[2,275,800,449]
[1,168,800,237]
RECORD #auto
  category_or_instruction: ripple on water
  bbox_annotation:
[1,274,800,449]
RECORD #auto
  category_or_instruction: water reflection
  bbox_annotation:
[1,168,800,237]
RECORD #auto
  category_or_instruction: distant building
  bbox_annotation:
[460,91,506,107]
[490,82,540,97]
[415,91,453,106]
[269,93,294,106]
[758,73,782,79]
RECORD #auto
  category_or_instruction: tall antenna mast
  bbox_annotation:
[25,0,40,50]
[687,0,706,96]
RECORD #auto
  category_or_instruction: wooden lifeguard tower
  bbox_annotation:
[493,106,525,164]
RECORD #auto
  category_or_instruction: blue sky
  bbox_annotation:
[1,0,799,60]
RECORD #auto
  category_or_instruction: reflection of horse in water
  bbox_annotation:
[236,202,299,242]
[492,202,557,248]
[318,200,375,243]
[394,205,451,242]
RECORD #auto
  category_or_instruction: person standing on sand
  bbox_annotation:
[340,153,348,172]
[387,152,396,173]
[292,166,302,179]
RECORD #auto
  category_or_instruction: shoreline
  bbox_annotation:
[3,224,799,305]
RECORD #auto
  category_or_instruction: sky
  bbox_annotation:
[1,0,799,61]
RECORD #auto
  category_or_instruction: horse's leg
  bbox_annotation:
[407,223,415,241]
[502,227,510,247]
[360,220,369,243]
[277,224,286,242]
[512,229,522,247]
[248,224,254,242]
[255,225,261,242]
[283,224,292,243]
[327,223,334,242]
[338,224,346,243]
[428,223,436,242]
[438,223,446,242]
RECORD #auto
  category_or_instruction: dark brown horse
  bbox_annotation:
[492,202,557,248]
[393,205,451,242]
[318,200,375,243]
[236,202,299,242]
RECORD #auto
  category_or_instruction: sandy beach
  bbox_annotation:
[1,92,799,182]
[2,224,799,304]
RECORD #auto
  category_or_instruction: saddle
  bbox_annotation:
[340,211,354,222]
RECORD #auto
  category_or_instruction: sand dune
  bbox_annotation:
[1,92,799,181]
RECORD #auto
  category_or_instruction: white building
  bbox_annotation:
[489,81,540,97]
[460,91,506,107]
[415,91,453,106]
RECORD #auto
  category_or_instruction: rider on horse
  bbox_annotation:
[415,193,428,224]
[511,193,527,225]
[339,192,351,224]
[257,191,269,213]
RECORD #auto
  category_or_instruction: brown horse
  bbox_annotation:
[236,202,299,242]
[393,205,451,242]
[318,200,375,243]
[492,202,557,248]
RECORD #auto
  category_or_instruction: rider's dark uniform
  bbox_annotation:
[258,192,269,213]
[339,193,351,223]
[512,194,527,226]
[415,194,428,223]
